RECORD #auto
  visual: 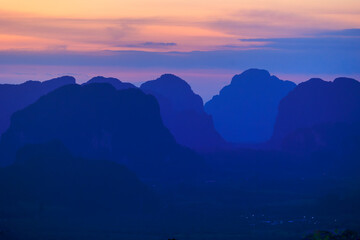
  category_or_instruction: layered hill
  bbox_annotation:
[0,83,203,182]
[271,77,360,151]
[0,76,75,136]
[84,76,136,90]
[141,74,227,151]
[205,69,296,143]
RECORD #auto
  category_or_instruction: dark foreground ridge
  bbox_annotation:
[0,141,157,214]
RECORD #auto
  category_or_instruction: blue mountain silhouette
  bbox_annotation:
[271,77,360,150]
[141,74,227,151]
[84,76,136,90]
[0,83,203,182]
[0,76,75,136]
[205,69,296,143]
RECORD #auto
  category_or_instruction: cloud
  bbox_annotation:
[0,8,359,75]
[318,28,360,37]
[201,9,352,38]
[122,42,177,48]
[143,42,177,47]
[0,9,354,52]
[240,36,360,52]
[0,11,181,50]
[47,45,68,51]
[0,15,135,47]
[1,38,359,76]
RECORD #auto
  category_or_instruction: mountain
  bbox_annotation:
[205,69,296,143]
[84,76,136,90]
[140,74,227,151]
[0,141,157,215]
[271,77,360,149]
[281,121,360,156]
[0,83,203,182]
[0,76,75,136]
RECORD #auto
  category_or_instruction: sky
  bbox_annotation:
[0,0,359,100]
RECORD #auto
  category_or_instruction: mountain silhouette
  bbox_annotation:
[0,141,157,215]
[205,69,296,143]
[271,77,360,149]
[84,76,136,90]
[0,76,75,136]
[140,74,227,151]
[281,121,360,155]
[0,83,203,182]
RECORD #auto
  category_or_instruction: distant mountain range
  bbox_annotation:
[0,71,359,153]
[205,69,296,143]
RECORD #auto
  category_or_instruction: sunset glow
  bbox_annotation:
[0,0,359,52]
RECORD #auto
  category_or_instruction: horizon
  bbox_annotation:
[1,67,359,101]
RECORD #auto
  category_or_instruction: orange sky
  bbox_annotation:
[0,0,359,52]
